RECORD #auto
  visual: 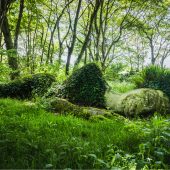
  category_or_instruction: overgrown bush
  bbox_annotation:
[64,63,107,107]
[0,73,55,99]
[136,65,170,99]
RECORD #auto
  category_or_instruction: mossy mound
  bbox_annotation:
[63,63,107,107]
[106,88,169,117]
[0,73,55,99]
[40,97,125,121]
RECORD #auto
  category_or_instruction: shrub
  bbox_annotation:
[142,65,166,87]
[30,73,56,96]
[128,74,144,88]
[0,73,55,99]
[43,82,66,99]
[136,65,170,99]
[104,63,126,81]
[64,63,107,107]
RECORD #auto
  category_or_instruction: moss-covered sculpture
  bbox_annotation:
[63,63,107,107]
[105,88,169,117]
[41,97,125,121]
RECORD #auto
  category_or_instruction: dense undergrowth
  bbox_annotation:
[0,98,169,169]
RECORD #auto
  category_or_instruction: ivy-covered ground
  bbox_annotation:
[0,98,169,169]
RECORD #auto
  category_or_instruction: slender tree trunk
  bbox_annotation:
[14,0,24,49]
[84,49,87,64]
[26,10,32,73]
[74,0,102,67]
[0,30,3,62]
[160,58,165,68]
[149,37,155,65]
[94,0,103,62]
[65,0,82,75]
[47,0,75,64]
[32,9,39,73]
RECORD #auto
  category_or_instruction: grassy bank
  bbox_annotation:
[0,99,169,169]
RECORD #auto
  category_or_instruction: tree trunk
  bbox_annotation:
[149,37,155,65]
[14,0,24,49]
[1,15,19,79]
[74,0,102,67]
[47,0,75,64]
[0,30,3,62]
[65,0,82,75]
[1,0,21,80]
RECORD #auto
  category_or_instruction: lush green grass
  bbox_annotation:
[0,98,169,169]
[107,80,136,93]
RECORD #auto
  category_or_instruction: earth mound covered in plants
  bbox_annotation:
[0,73,55,99]
[60,63,107,107]
[106,88,169,117]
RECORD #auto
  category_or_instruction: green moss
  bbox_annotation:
[40,97,124,120]
[41,97,92,119]
[89,115,110,122]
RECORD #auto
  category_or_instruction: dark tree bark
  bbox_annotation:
[0,0,23,80]
[1,15,19,79]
